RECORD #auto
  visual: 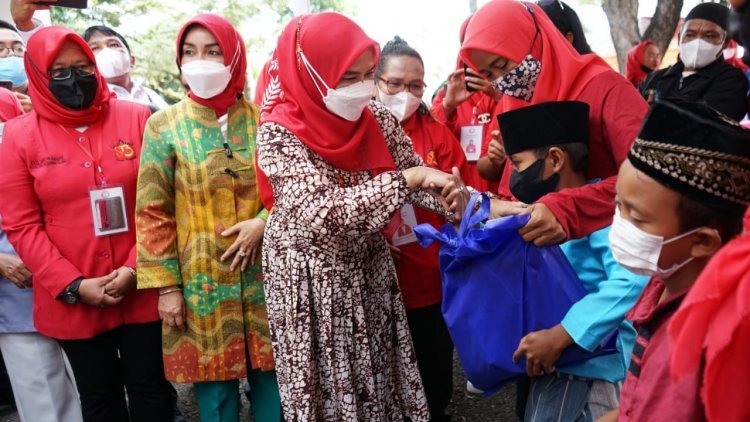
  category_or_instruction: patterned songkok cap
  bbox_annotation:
[630,97,750,213]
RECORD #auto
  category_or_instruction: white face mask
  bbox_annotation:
[181,60,232,99]
[301,51,374,121]
[680,38,724,70]
[608,208,704,279]
[379,89,421,122]
[723,47,737,60]
[95,47,131,79]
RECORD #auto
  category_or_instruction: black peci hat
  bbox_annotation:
[629,97,750,213]
[498,100,590,156]
[685,2,730,31]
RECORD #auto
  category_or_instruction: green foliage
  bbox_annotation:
[47,0,351,104]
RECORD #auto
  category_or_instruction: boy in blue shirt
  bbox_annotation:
[499,101,649,421]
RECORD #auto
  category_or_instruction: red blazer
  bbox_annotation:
[0,99,159,340]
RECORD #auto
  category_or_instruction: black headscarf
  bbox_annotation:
[539,0,593,55]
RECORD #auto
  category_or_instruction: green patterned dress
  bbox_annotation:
[135,97,274,383]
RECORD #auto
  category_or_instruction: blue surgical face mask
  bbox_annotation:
[0,57,27,89]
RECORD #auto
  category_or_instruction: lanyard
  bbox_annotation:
[59,123,107,187]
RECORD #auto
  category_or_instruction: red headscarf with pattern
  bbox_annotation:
[259,13,395,173]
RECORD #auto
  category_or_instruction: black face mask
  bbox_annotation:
[509,158,560,204]
[640,64,654,73]
[48,68,99,110]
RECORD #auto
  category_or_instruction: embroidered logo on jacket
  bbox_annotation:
[114,140,136,160]
[425,150,438,167]
[30,156,67,169]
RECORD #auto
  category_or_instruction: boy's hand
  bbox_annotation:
[512,324,573,377]
[487,131,506,166]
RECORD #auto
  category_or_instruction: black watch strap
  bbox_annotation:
[58,277,84,304]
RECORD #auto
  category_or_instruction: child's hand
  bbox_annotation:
[512,324,574,377]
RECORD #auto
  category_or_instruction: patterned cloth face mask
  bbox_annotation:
[491,3,542,102]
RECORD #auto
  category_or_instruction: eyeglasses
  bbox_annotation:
[48,65,97,80]
[0,46,26,58]
[377,77,427,96]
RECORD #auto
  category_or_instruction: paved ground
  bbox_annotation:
[0,354,518,421]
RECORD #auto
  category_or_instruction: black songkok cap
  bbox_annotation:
[630,97,750,213]
[685,2,730,31]
[498,101,590,156]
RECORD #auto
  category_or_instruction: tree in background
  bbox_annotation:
[51,0,351,104]
[601,0,684,71]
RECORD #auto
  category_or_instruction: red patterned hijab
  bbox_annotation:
[259,13,395,173]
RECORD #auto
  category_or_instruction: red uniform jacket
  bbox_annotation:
[0,99,160,340]
[481,71,648,240]
[388,111,471,310]
[430,87,497,192]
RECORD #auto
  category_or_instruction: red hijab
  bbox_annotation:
[625,40,655,87]
[260,13,395,173]
[0,88,23,122]
[668,208,750,422]
[460,0,611,113]
[24,27,112,126]
[176,14,246,117]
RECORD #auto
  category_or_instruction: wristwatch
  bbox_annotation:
[59,278,84,305]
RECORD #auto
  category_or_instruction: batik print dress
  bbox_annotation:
[257,101,446,421]
[136,98,275,382]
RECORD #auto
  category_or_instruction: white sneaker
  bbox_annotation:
[466,380,484,397]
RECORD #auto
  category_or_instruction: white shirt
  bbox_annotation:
[109,81,169,110]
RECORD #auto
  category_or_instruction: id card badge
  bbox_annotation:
[460,125,483,162]
[88,185,129,237]
[390,204,419,246]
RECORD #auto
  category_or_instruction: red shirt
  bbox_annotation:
[0,99,160,340]
[482,71,648,240]
[388,112,471,310]
[618,279,706,422]
[430,87,497,192]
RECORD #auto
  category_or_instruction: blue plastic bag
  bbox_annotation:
[414,193,616,394]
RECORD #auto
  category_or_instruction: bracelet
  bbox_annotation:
[158,287,182,296]
[125,266,137,278]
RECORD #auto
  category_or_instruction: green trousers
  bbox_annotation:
[193,369,282,422]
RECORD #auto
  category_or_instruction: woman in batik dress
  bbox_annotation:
[135,14,281,422]
[256,13,457,422]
